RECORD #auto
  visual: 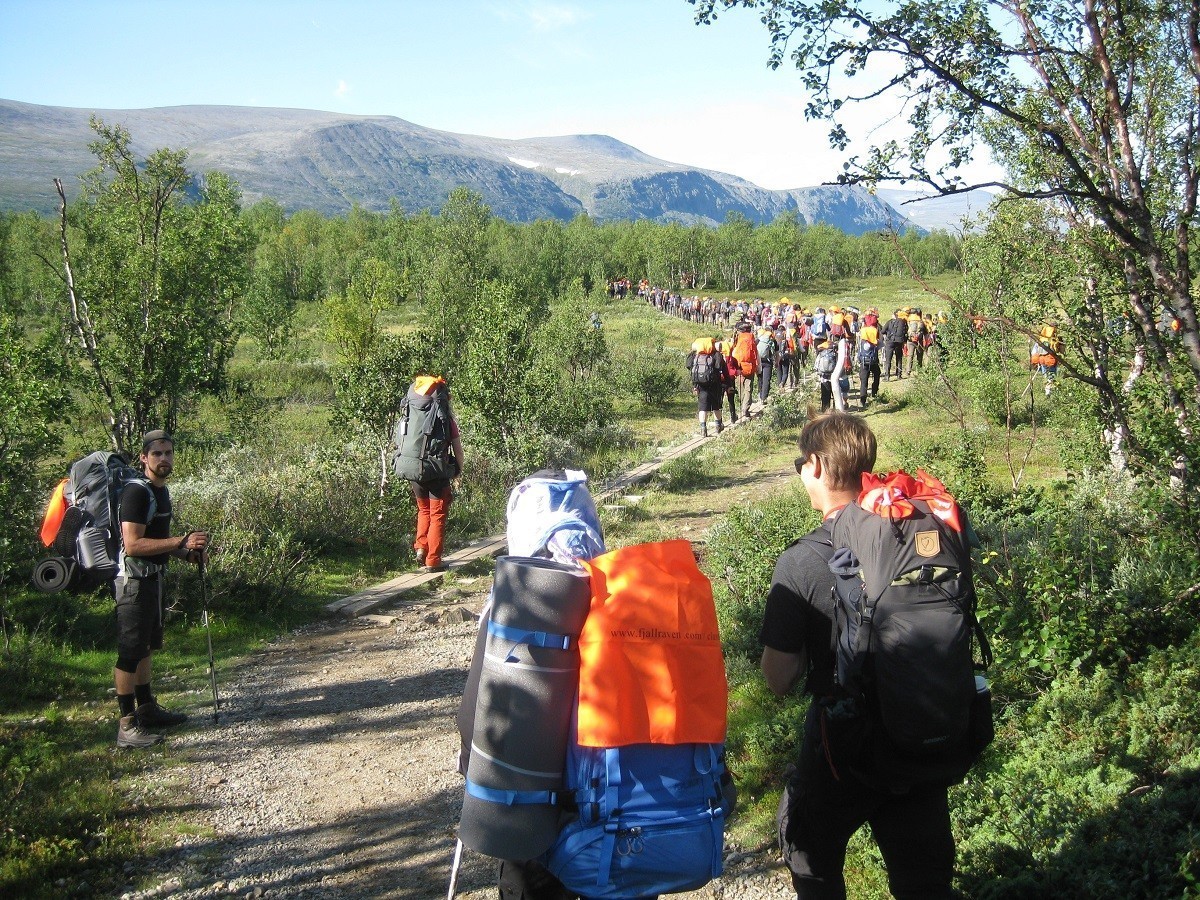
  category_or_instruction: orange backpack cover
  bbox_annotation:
[40,478,69,547]
[732,331,757,377]
[577,540,728,747]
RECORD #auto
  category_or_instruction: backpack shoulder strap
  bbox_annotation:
[120,476,157,525]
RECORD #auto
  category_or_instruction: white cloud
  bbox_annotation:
[334,80,350,99]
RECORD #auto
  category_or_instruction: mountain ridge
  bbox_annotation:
[0,98,963,232]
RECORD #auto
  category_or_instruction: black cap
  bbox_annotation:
[141,429,174,451]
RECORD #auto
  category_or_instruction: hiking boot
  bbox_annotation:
[698,425,708,438]
[716,421,724,434]
[136,701,188,729]
[117,715,163,749]
[414,548,427,566]
[424,562,448,574]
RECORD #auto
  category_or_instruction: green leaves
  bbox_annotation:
[61,120,250,451]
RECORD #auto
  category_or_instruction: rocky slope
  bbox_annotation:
[1,98,917,232]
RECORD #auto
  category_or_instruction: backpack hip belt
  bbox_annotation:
[120,556,167,578]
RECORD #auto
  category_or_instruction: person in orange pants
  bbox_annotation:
[398,376,465,573]
[412,481,454,570]
[411,410,464,571]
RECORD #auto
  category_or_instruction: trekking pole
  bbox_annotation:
[446,837,464,900]
[199,559,220,724]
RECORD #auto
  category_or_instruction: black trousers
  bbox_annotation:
[776,706,957,900]
[859,360,880,403]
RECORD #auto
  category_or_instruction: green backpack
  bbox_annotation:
[393,381,456,483]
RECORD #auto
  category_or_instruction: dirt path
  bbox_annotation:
[128,432,802,900]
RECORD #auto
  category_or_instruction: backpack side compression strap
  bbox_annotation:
[464,780,559,807]
[487,620,573,651]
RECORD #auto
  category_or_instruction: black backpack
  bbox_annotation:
[392,380,456,483]
[825,473,993,791]
[690,350,720,386]
[857,341,879,366]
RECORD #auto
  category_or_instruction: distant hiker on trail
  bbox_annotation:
[392,376,464,573]
[1030,322,1063,396]
[687,336,731,437]
[718,338,741,425]
[828,326,852,413]
[857,309,881,408]
[730,320,760,421]
[757,327,778,405]
[114,430,209,749]
[776,326,796,390]
[882,308,908,380]
[813,338,838,413]
[905,308,928,377]
[760,413,968,900]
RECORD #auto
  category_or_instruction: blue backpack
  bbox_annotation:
[546,740,729,898]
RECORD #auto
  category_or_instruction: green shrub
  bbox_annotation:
[657,452,710,493]
[705,486,819,663]
[972,472,1200,696]
[610,342,686,408]
[954,633,1200,898]
[172,439,408,607]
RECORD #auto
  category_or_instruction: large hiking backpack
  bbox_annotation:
[690,347,721,386]
[546,540,730,898]
[907,313,924,342]
[34,451,154,593]
[814,346,838,375]
[810,312,830,341]
[825,470,992,791]
[392,377,456,483]
[857,340,879,366]
[731,329,757,376]
[756,334,776,368]
[457,541,731,898]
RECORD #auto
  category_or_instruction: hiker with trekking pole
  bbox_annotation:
[113,429,210,749]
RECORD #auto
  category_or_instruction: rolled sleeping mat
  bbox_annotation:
[456,592,493,776]
[460,555,592,861]
[32,556,78,594]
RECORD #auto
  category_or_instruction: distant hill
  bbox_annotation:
[876,187,998,233]
[0,99,921,234]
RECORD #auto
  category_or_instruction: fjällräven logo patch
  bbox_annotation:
[915,530,941,557]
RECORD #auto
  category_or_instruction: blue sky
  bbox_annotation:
[0,1,982,190]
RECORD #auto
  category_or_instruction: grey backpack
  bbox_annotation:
[392,381,456,483]
[47,452,154,589]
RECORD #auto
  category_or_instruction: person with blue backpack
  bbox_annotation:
[758,413,985,899]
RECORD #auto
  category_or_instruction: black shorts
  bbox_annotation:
[115,574,164,659]
[696,384,724,412]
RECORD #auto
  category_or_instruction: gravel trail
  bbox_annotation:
[124,584,795,900]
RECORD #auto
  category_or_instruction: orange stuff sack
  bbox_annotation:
[40,478,69,547]
[412,374,447,396]
[577,540,728,747]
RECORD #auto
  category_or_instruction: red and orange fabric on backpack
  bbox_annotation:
[577,540,728,747]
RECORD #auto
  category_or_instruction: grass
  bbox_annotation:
[2,273,1079,897]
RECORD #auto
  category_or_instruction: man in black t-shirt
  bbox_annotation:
[759,413,957,899]
[113,430,209,749]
